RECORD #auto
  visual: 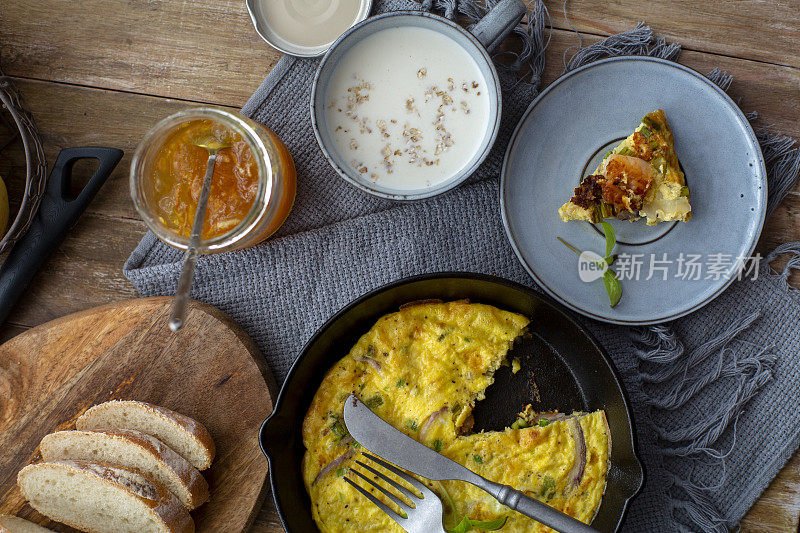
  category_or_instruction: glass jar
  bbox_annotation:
[130,107,296,253]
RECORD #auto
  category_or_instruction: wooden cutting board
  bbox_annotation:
[0,297,276,532]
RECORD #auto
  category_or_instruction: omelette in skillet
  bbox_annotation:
[559,109,691,225]
[302,301,610,532]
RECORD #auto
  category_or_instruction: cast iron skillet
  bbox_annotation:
[259,273,644,532]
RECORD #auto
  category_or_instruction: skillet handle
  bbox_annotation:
[0,147,123,324]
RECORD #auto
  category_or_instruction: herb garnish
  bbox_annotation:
[540,475,557,500]
[363,394,384,409]
[558,221,622,308]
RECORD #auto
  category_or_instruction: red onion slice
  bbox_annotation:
[419,407,449,441]
[568,418,587,488]
[312,449,355,486]
[353,356,382,372]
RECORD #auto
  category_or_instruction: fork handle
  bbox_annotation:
[479,479,599,533]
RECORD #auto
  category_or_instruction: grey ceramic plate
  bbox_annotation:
[500,57,767,325]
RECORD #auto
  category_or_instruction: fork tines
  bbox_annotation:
[343,453,431,527]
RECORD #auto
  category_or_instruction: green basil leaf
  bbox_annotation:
[448,516,473,533]
[600,221,616,259]
[602,269,622,308]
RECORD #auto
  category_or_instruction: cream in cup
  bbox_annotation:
[247,0,373,57]
[311,0,527,200]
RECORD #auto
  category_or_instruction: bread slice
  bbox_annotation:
[17,461,194,533]
[40,430,209,510]
[0,515,54,532]
[76,401,214,470]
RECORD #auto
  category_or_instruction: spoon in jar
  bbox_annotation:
[168,137,232,332]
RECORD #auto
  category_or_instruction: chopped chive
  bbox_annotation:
[434,439,443,452]
[538,418,550,427]
[406,419,418,431]
[618,147,636,157]
[541,475,556,499]
[511,417,529,430]
[364,395,383,409]
[330,420,347,437]
[473,454,483,464]
[642,116,659,130]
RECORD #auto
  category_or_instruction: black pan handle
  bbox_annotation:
[0,147,124,324]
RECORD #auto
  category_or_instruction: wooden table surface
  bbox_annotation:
[1,0,799,531]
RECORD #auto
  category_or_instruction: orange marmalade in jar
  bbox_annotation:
[131,108,296,252]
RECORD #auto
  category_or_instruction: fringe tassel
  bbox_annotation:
[669,473,730,533]
[766,241,800,290]
[563,21,681,73]
[631,325,684,364]
[646,343,776,411]
[424,0,551,83]
[638,311,761,383]
[705,67,733,92]
[759,131,800,216]
[656,349,776,455]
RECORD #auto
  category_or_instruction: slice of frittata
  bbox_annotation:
[559,110,691,225]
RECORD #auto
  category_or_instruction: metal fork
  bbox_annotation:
[344,452,447,533]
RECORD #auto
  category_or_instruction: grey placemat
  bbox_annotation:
[124,1,800,531]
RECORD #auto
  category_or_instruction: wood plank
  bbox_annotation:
[741,450,800,531]
[2,0,798,104]
[546,0,800,69]
[0,0,282,106]
[2,213,143,328]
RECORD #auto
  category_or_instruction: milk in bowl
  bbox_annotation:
[324,26,492,192]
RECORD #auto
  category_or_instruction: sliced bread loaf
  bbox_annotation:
[76,401,214,470]
[40,430,209,510]
[17,461,194,533]
[0,516,54,532]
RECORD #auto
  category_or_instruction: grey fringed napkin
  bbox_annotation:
[124,1,800,531]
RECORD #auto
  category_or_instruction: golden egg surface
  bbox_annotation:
[302,301,609,532]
